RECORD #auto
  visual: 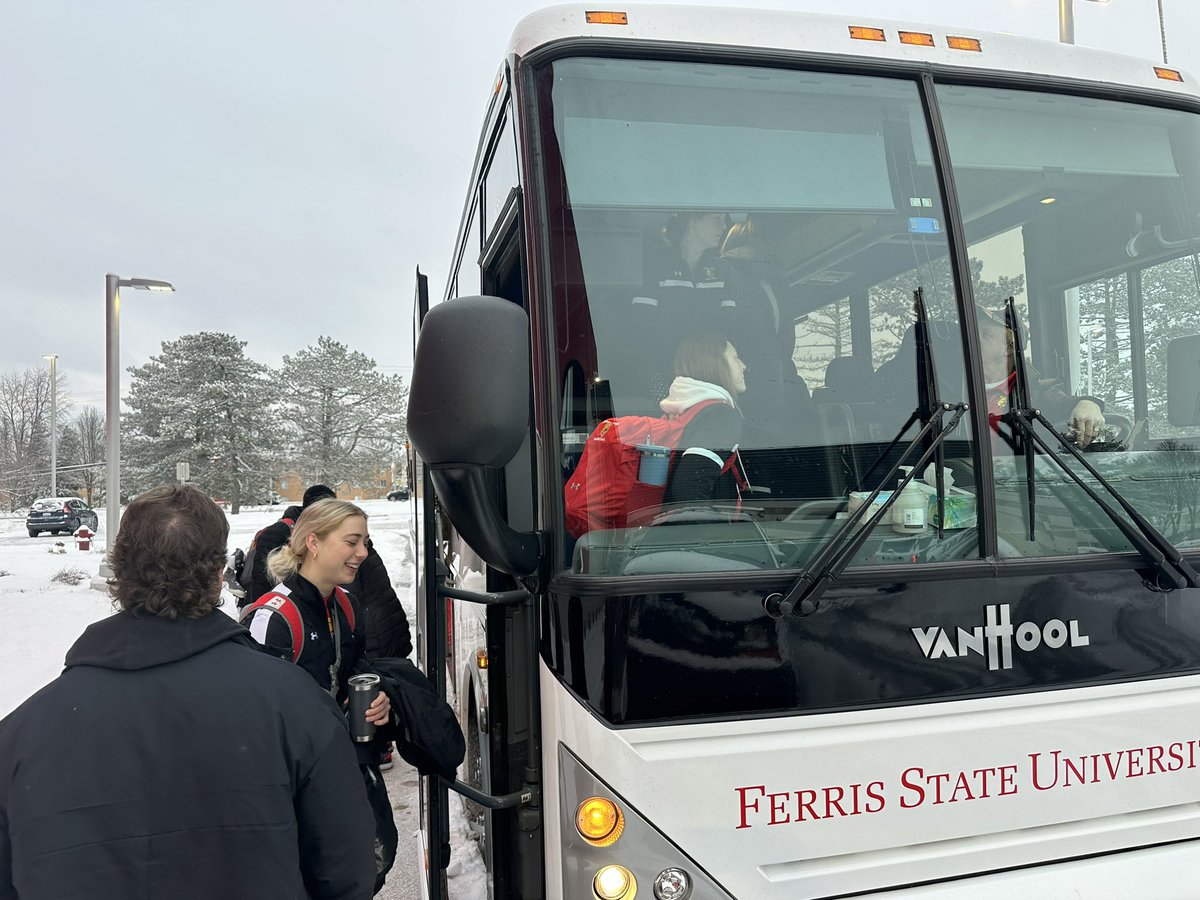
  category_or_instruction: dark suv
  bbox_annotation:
[27,497,99,537]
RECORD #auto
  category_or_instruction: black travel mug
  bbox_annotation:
[348,673,380,743]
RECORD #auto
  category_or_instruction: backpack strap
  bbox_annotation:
[332,585,356,633]
[241,590,305,663]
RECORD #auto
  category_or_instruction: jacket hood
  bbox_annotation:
[659,376,736,417]
[65,609,248,671]
[283,504,303,520]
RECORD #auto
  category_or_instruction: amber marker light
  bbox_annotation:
[576,796,625,847]
[594,865,637,900]
[586,11,628,25]
[1155,67,1184,83]
[848,26,886,42]
[475,648,489,669]
[947,35,983,51]
[899,31,935,47]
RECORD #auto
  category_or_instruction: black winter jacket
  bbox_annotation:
[355,544,412,659]
[245,504,304,606]
[245,571,366,703]
[661,403,745,509]
[0,609,375,900]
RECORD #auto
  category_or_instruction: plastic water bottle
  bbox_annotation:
[892,466,929,535]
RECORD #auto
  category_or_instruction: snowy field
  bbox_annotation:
[0,497,486,900]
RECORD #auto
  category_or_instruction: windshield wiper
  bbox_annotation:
[764,288,964,618]
[1002,296,1199,592]
[764,403,967,618]
[857,289,949,536]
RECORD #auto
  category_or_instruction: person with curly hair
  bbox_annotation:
[0,484,376,900]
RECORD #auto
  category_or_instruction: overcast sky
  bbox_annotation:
[3,0,1198,411]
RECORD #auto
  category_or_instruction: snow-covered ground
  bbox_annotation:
[0,497,486,900]
[0,500,409,716]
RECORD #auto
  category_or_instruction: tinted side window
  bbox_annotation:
[484,109,519,239]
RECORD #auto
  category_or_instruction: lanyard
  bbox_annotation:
[325,593,342,698]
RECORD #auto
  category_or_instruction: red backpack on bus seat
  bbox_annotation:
[240,585,356,663]
[564,400,727,538]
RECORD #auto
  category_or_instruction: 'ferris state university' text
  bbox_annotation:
[735,738,1200,829]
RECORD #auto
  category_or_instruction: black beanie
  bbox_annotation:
[302,484,336,507]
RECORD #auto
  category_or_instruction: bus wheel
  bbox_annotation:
[464,693,488,856]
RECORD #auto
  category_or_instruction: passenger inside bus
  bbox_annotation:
[659,331,749,511]
[719,214,814,434]
[976,310,1107,449]
[634,211,735,402]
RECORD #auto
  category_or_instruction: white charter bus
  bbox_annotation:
[406,6,1200,898]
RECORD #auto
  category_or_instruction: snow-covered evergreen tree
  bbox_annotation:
[277,336,407,487]
[123,333,282,513]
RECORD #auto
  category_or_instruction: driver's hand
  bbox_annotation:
[1069,400,1105,448]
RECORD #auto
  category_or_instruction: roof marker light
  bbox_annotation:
[848,26,886,42]
[899,31,935,47]
[586,11,628,25]
[947,36,983,52]
[1155,67,1184,83]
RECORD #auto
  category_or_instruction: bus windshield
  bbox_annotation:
[537,56,1200,576]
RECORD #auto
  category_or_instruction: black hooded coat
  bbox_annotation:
[0,609,375,900]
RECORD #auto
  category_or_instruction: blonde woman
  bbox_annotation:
[243,497,396,892]
[245,498,390,723]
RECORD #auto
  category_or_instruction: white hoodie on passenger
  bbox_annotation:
[659,376,735,419]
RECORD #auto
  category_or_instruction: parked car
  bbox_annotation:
[386,487,410,502]
[27,497,99,537]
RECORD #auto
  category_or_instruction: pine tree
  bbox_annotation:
[123,333,282,513]
[277,336,407,487]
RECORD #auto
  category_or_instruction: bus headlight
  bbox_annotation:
[560,746,732,898]
[653,868,692,900]
[577,796,625,847]
[594,864,637,899]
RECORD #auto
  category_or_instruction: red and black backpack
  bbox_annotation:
[564,400,745,537]
[240,584,356,663]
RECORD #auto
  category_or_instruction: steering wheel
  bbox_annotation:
[1074,412,1133,453]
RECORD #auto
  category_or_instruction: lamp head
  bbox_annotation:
[120,277,175,292]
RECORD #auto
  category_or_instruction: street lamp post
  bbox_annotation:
[1157,0,1169,64]
[104,273,175,540]
[43,354,57,497]
[1059,0,1110,45]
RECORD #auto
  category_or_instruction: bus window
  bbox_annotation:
[483,109,518,239]
[940,85,1200,557]
[538,59,981,574]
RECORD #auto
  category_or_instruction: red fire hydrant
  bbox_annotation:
[74,525,94,552]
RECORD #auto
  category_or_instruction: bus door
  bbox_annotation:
[413,96,547,899]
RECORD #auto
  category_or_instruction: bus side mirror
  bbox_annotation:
[407,295,541,577]
[1167,334,1200,427]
